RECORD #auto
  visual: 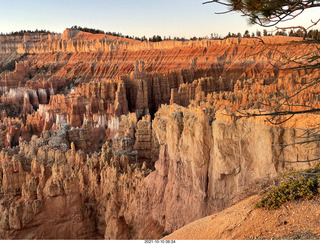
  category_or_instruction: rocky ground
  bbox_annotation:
[163,195,320,240]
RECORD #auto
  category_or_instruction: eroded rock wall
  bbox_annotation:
[0,105,318,239]
[0,31,319,240]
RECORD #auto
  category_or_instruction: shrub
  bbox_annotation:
[256,165,320,209]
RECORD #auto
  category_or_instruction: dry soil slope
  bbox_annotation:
[163,195,320,240]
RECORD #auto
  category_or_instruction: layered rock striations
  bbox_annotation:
[0,30,319,239]
[0,30,317,130]
[0,105,319,239]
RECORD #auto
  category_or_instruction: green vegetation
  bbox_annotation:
[69,25,214,42]
[2,25,320,41]
[0,53,27,73]
[1,29,54,36]
[256,164,320,209]
[70,25,105,34]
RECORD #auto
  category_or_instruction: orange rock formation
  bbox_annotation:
[0,30,319,239]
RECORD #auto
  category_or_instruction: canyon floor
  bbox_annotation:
[0,29,319,239]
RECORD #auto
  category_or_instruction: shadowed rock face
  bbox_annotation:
[0,30,319,239]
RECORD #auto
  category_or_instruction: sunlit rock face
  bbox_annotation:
[0,30,319,239]
[0,106,318,239]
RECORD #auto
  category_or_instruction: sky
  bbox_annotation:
[0,0,320,38]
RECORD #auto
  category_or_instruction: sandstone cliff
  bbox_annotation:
[0,30,317,132]
[0,106,318,239]
[0,31,319,239]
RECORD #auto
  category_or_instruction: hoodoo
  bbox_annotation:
[0,3,320,238]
